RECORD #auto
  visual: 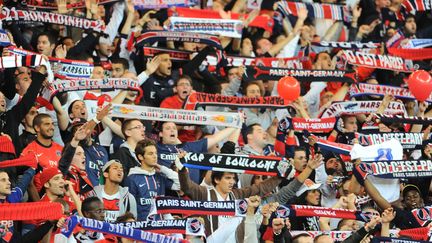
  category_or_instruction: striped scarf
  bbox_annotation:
[277,1,351,22]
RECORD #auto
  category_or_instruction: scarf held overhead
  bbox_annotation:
[40,78,143,102]
[110,104,242,128]
[25,0,119,10]
[374,114,432,125]
[349,83,432,103]
[170,7,274,33]
[243,66,356,83]
[133,0,198,9]
[8,46,94,79]
[320,101,407,118]
[150,197,248,217]
[364,160,432,178]
[169,17,243,38]
[183,92,293,110]
[342,50,415,72]
[117,218,205,236]
[0,7,105,33]
[274,205,372,222]
[356,132,423,149]
[277,1,351,22]
[180,152,295,177]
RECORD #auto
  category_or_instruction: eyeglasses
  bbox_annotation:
[128,125,145,130]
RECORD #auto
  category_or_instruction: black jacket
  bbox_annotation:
[0,71,45,156]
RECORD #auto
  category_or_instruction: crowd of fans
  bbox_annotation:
[0,0,431,242]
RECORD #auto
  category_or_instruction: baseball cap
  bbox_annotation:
[402,184,421,198]
[102,159,122,173]
[40,167,62,187]
[296,179,322,196]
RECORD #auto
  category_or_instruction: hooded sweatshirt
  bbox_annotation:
[125,166,180,220]
[93,184,137,223]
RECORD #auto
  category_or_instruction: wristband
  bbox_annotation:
[92,117,101,124]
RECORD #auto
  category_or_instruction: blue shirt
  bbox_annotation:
[83,144,108,186]
[157,138,208,183]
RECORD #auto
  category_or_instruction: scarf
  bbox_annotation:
[252,56,308,69]
[312,41,380,49]
[0,29,11,47]
[8,46,93,79]
[310,134,353,155]
[277,1,351,22]
[26,0,119,10]
[374,114,432,125]
[243,65,356,82]
[0,7,105,33]
[134,31,223,62]
[110,104,242,128]
[342,50,414,72]
[150,197,248,217]
[0,154,37,169]
[372,237,430,243]
[180,152,295,178]
[401,0,432,15]
[319,101,407,118]
[364,160,432,178]
[143,46,257,68]
[183,92,293,110]
[0,202,63,220]
[134,0,197,9]
[356,132,423,149]
[274,205,372,222]
[61,215,185,243]
[404,39,432,48]
[143,47,192,61]
[0,136,15,155]
[349,83,432,102]
[386,30,406,48]
[388,47,432,61]
[170,7,274,33]
[40,78,143,102]
[0,54,48,69]
[285,117,336,133]
[117,218,205,236]
[49,57,94,79]
[169,17,243,38]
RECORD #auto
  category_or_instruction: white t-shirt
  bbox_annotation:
[350,139,402,202]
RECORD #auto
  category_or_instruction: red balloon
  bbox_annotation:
[277,76,300,101]
[407,70,432,102]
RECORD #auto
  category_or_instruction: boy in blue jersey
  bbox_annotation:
[125,139,180,220]
[0,167,35,241]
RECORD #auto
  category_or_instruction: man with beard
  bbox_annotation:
[21,114,63,193]
[160,75,199,142]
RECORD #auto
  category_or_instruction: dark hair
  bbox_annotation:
[33,113,52,129]
[210,171,236,186]
[112,58,130,70]
[121,119,142,139]
[37,32,56,46]
[243,123,261,144]
[68,100,85,116]
[135,139,157,157]
[116,212,136,223]
[313,51,331,64]
[81,197,102,214]
[292,233,312,243]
